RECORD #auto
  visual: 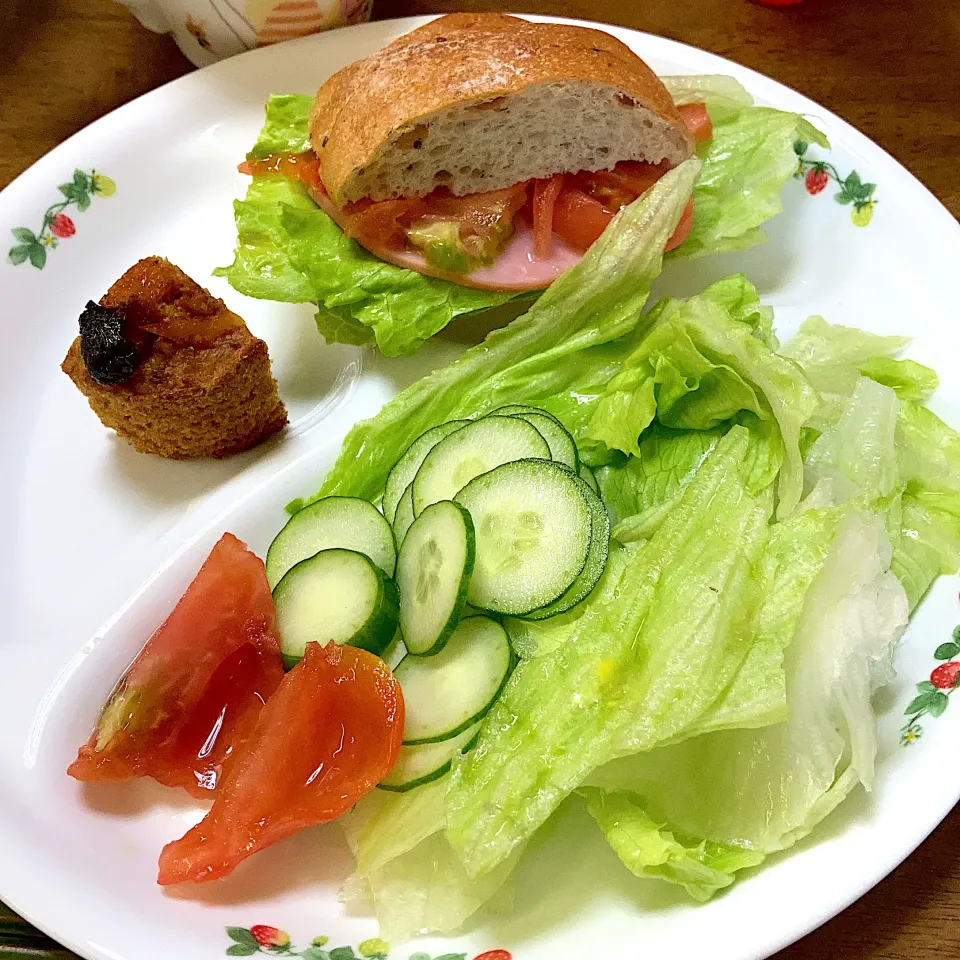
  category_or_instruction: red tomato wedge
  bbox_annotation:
[532,176,564,260]
[677,102,713,143]
[157,642,403,885]
[68,533,284,799]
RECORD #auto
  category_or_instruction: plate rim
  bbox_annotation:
[0,14,958,960]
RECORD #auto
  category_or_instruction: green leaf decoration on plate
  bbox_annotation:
[7,168,115,270]
[793,140,877,226]
[902,600,960,744]
[223,927,510,960]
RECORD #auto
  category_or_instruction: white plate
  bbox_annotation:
[1,15,959,960]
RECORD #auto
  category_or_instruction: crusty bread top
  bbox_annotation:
[310,13,694,206]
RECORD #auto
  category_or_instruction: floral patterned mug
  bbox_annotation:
[119,0,373,66]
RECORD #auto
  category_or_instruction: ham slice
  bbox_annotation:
[311,188,583,292]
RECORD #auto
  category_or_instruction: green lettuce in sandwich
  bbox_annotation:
[217,13,827,356]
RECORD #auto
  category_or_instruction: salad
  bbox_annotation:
[68,76,960,947]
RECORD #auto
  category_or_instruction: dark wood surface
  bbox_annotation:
[1,1,959,958]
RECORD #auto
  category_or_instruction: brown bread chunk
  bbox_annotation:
[62,257,287,459]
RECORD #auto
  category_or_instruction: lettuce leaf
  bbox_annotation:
[246,93,313,159]
[580,788,764,901]
[503,541,636,659]
[215,174,516,355]
[338,782,519,943]
[782,316,934,428]
[892,401,960,608]
[668,105,829,260]
[313,160,700,502]
[277,201,517,355]
[683,503,843,738]
[215,176,318,305]
[803,376,901,504]
[661,75,754,121]
[588,509,907,888]
[445,426,774,879]
[597,425,724,529]
[585,275,818,515]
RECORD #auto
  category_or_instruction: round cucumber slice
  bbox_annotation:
[523,476,609,620]
[383,421,469,523]
[396,616,512,745]
[455,459,592,616]
[398,500,475,656]
[488,404,562,421]
[412,416,550,516]
[266,496,396,588]
[509,411,579,471]
[273,548,399,667]
[579,463,599,494]
[392,483,416,546]
[378,723,479,793]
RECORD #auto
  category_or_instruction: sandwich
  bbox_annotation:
[300,13,703,291]
[219,13,827,354]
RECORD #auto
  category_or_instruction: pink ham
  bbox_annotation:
[310,189,583,292]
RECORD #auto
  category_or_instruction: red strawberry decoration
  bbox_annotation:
[50,213,76,238]
[930,661,960,690]
[804,168,829,195]
[249,926,290,950]
[474,952,512,960]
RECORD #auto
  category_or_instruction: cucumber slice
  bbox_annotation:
[397,501,475,656]
[381,630,408,670]
[392,484,416,546]
[378,723,479,793]
[522,477,609,620]
[412,416,550,516]
[488,404,562,421]
[266,496,396,588]
[509,412,579,471]
[579,463,599,494]
[273,548,399,667]
[396,616,512,744]
[383,421,469,523]
[455,459,592,616]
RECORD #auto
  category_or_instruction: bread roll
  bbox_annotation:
[310,13,694,206]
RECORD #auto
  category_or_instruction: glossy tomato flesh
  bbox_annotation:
[532,176,564,259]
[553,160,695,253]
[68,533,284,798]
[157,641,404,884]
[677,102,713,142]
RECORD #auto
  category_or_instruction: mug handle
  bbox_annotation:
[118,0,171,34]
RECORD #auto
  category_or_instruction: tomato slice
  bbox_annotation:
[531,176,564,260]
[157,641,403,884]
[677,102,713,143]
[68,534,284,798]
[664,199,695,252]
[552,188,615,252]
[342,196,429,249]
[554,163,696,254]
[241,152,324,192]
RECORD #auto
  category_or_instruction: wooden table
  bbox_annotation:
[1,0,958,957]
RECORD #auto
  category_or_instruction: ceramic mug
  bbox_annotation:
[119,0,374,66]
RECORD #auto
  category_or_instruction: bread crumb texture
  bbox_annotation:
[311,13,693,204]
[62,257,287,459]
